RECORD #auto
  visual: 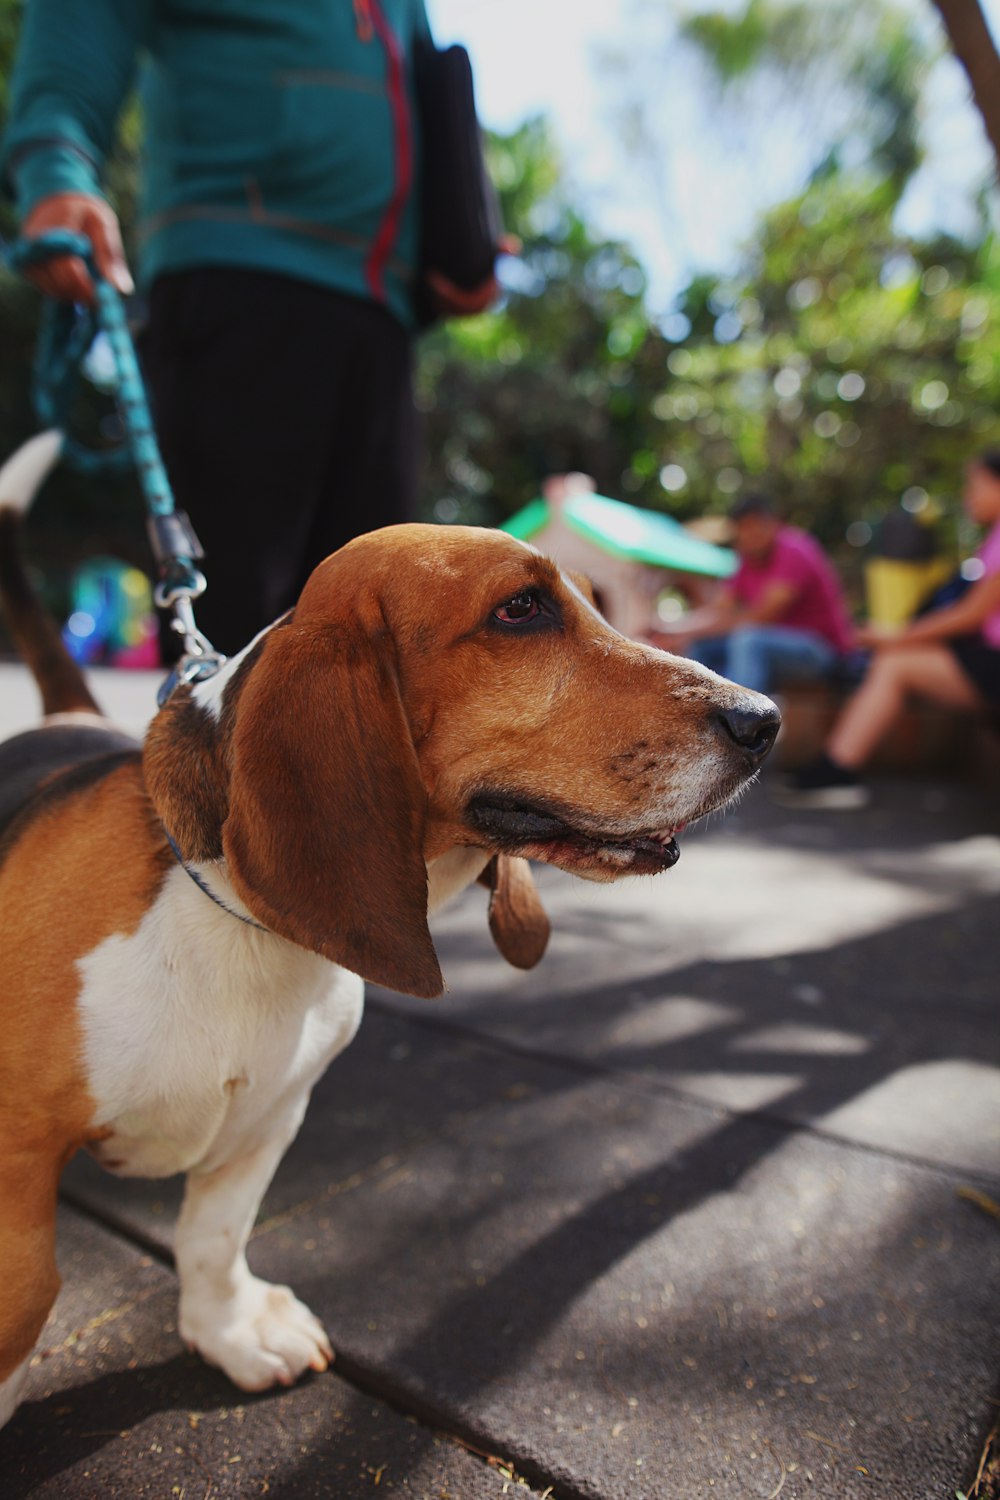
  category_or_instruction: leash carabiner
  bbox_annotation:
[4,230,227,703]
[154,581,227,703]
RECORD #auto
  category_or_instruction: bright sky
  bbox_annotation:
[426,0,1000,314]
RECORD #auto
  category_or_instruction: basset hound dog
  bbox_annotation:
[0,433,779,1424]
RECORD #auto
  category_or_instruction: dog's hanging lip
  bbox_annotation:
[466,791,569,843]
[465,792,682,871]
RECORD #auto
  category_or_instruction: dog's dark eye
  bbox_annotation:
[494,591,541,625]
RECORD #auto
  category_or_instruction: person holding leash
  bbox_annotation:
[2,0,502,656]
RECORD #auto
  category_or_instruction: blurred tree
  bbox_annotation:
[416,105,1000,598]
[930,0,1000,169]
[679,0,928,189]
[649,175,1000,576]
[596,0,940,299]
[584,0,1000,597]
[415,118,675,525]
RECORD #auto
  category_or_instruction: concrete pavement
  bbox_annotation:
[1,662,998,1499]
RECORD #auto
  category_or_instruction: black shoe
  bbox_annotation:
[772,755,870,809]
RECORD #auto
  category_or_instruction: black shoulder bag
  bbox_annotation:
[411,38,503,326]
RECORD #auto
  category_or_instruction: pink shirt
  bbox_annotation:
[731,526,854,654]
[977,520,1000,648]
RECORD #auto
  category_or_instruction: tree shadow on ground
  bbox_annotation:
[19,874,1000,1498]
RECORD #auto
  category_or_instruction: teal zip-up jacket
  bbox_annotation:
[2,0,431,328]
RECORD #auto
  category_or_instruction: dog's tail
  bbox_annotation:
[0,431,102,717]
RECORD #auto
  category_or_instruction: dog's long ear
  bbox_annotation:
[479,855,550,970]
[222,616,442,999]
[144,688,230,863]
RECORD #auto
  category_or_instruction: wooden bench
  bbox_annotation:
[772,678,1000,778]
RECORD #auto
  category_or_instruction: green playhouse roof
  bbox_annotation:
[502,492,736,579]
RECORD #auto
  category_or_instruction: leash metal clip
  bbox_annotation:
[155,584,228,706]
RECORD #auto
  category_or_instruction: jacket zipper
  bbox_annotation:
[364,0,412,302]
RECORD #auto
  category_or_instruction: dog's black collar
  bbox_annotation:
[164,831,270,934]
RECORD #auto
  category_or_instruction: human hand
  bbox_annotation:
[425,266,501,317]
[425,234,520,319]
[855,621,904,650]
[20,192,133,304]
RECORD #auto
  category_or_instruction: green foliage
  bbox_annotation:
[414,6,998,612]
[681,0,775,80]
[680,0,930,188]
[416,118,671,525]
[416,118,1000,614]
[650,175,1000,567]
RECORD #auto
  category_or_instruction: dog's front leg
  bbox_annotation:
[0,1150,61,1428]
[175,1109,332,1392]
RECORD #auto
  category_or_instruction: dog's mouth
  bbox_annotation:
[466,793,683,878]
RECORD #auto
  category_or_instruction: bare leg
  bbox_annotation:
[828,645,985,769]
[176,1109,332,1392]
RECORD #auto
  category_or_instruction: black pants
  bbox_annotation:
[140,268,418,657]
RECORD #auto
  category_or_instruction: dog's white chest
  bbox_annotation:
[76,870,365,1178]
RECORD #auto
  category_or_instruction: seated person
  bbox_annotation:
[776,448,1000,808]
[653,492,855,696]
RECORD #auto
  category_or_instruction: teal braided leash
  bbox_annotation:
[5,230,226,704]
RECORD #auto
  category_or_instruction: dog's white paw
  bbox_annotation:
[180,1276,333,1392]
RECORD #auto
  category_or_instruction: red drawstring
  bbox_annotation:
[354,0,373,41]
[364,0,411,300]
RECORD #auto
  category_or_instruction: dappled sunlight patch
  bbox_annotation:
[656,1069,804,1113]
[863,834,1000,896]
[818,1061,1000,1176]
[603,995,739,1050]
[729,1022,868,1057]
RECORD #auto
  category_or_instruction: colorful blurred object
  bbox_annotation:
[864,505,953,627]
[62,557,160,668]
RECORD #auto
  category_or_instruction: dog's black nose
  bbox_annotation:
[714,700,781,764]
